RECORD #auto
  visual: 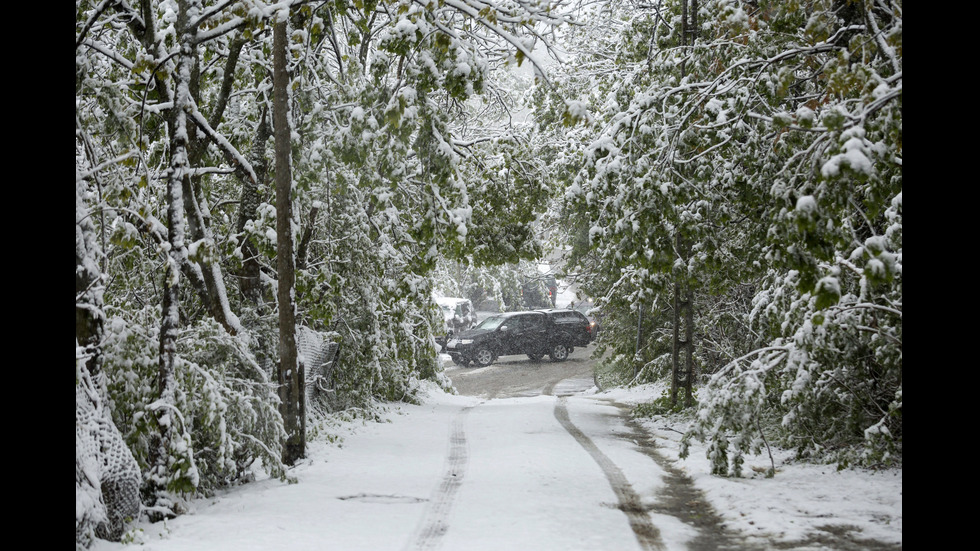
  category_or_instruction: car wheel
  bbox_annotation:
[474,348,495,367]
[550,343,569,362]
[527,353,542,362]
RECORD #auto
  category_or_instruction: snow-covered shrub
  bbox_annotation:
[100,307,286,516]
[682,266,902,476]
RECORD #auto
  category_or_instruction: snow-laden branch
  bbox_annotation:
[76,151,138,183]
[187,104,260,187]
[189,0,239,30]
[867,3,901,75]
[79,39,135,70]
[184,166,238,177]
[189,0,306,44]
[76,0,116,50]
[833,302,903,320]
[435,0,564,87]
[707,345,791,384]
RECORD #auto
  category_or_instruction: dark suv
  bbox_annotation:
[445,309,594,367]
[538,308,595,348]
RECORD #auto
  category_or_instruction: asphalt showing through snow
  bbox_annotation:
[553,396,665,551]
[442,346,753,551]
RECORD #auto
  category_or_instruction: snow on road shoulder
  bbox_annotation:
[91,381,901,551]
[599,383,903,548]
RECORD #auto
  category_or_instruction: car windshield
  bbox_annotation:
[474,316,506,331]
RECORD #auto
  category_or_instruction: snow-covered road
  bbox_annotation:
[98,369,716,550]
[401,393,674,551]
[93,348,901,551]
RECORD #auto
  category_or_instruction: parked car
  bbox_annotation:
[538,308,595,348]
[434,297,476,350]
[570,300,601,338]
[445,308,594,367]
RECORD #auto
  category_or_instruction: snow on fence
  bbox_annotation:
[296,326,341,413]
[76,369,141,544]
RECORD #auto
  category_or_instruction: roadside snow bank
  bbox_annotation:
[599,383,903,547]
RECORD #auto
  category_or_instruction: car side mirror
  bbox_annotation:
[499,325,509,332]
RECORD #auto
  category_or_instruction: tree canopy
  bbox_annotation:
[77,0,573,540]
[559,0,901,475]
[77,0,901,545]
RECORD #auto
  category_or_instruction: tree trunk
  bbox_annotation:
[76,174,105,377]
[147,1,202,515]
[273,14,305,465]
[237,110,271,306]
[671,235,695,408]
[296,205,319,272]
[671,0,698,409]
[149,114,188,519]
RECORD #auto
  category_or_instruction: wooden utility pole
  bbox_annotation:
[273,13,305,464]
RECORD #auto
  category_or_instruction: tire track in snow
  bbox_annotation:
[405,405,474,551]
[554,397,665,551]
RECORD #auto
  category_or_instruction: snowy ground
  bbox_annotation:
[89,281,902,550]
[90,373,901,551]
[601,384,903,549]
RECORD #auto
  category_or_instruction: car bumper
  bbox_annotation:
[445,338,475,359]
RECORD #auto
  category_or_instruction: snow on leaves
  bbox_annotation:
[561,0,902,473]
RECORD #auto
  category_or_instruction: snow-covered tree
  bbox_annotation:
[563,0,902,472]
[76,168,142,545]
[277,0,574,407]
[77,0,576,542]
